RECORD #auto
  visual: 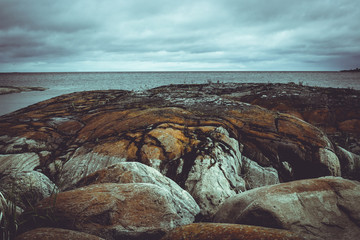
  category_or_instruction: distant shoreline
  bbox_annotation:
[340,68,360,72]
[0,86,48,95]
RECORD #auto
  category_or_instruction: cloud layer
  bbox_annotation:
[0,0,359,71]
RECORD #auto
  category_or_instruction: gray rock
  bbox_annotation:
[214,177,360,240]
[318,148,341,176]
[58,147,127,190]
[0,153,40,175]
[336,146,360,180]
[0,136,49,154]
[241,157,279,190]
[182,127,246,219]
[0,171,58,209]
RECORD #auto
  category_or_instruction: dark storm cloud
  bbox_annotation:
[0,0,359,71]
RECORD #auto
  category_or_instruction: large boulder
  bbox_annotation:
[74,161,200,220]
[15,228,104,240]
[20,183,199,240]
[161,223,303,240]
[214,177,360,240]
[58,146,127,191]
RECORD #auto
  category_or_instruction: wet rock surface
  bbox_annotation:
[0,83,359,239]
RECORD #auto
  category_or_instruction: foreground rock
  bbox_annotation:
[0,171,57,209]
[214,177,360,240]
[161,223,303,240]
[20,183,199,240]
[74,162,200,220]
[15,228,104,240]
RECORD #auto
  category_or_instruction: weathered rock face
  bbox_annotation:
[214,177,360,240]
[223,83,360,155]
[161,223,303,240]
[58,147,127,190]
[15,227,104,240]
[0,171,57,209]
[0,153,41,175]
[20,183,199,240]
[179,126,246,218]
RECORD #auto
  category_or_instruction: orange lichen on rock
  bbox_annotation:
[77,107,194,142]
[161,223,303,240]
[277,114,327,147]
[226,108,276,131]
[126,142,139,160]
[303,109,332,125]
[140,144,165,161]
[264,177,357,194]
[149,127,188,160]
[21,130,61,142]
[338,119,360,134]
[77,111,130,141]
[93,139,132,159]
[35,183,173,228]
[57,120,84,135]
[15,227,105,240]
[25,183,196,240]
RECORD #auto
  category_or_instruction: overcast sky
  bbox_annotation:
[0,0,359,72]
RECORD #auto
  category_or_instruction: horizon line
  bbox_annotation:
[0,70,344,74]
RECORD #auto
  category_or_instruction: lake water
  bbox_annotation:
[0,71,359,116]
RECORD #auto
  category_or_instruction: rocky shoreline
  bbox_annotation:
[1,82,360,240]
[0,86,48,95]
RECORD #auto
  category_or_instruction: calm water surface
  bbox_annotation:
[0,71,359,116]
